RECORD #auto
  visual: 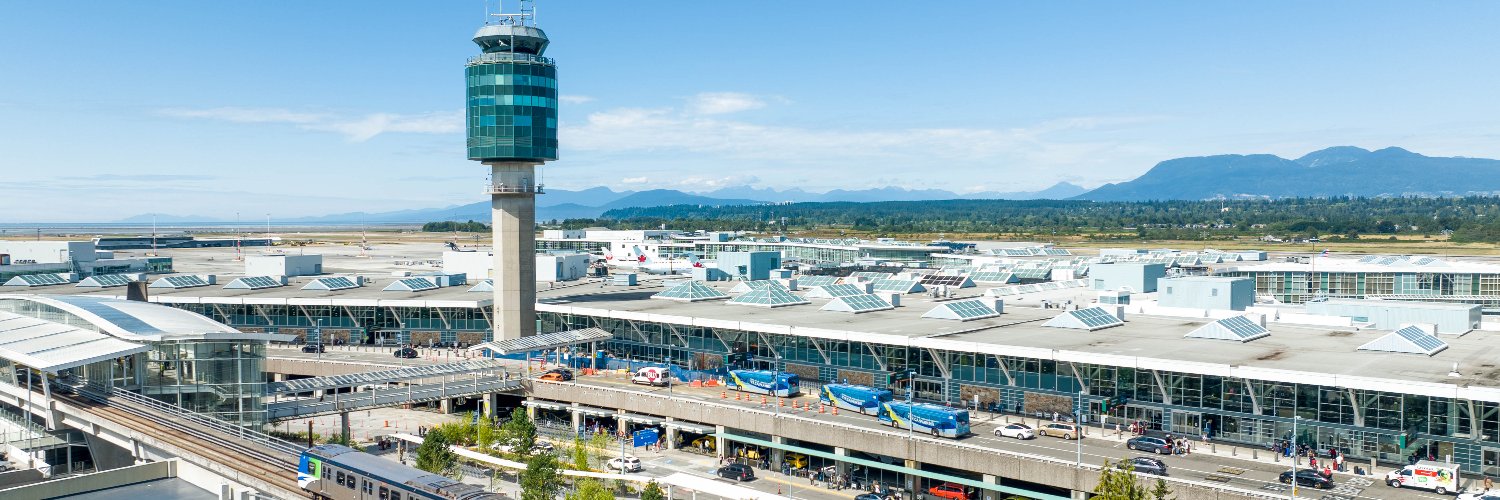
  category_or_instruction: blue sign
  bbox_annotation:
[632,428,659,448]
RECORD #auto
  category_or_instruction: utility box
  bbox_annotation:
[1089,262,1166,293]
[537,253,591,282]
[1158,276,1255,310]
[717,251,782,281]
[246,255,323,277]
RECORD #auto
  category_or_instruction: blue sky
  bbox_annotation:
[4,1,1500,221]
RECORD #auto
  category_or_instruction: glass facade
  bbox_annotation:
[1224,269,1500,307]
[147,297,1500,472]
[466,58,558,161]
[0,298,269,426]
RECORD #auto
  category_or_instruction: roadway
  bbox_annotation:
[269,346,1455,500]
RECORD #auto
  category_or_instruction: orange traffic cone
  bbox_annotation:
[761,395,768,406]
[779,399,786,407]
[833,406,839,416]
[721,390,728,399]
[735,392,742,401]
[819,404,826,414]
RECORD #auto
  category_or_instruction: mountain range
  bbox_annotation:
[1075,146,1500,201]
[119,182,1087,223]
[117,146,1500,223]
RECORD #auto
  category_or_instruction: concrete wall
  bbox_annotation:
[718,251,781,281]
[246,254,323,277]
[0,460,177,500]
[528,382,1262,500]
[1307,299,1482,334]
[1159,277,1255,311]
[0,241,97,264]
[537,253,590,282]
[1089,263,1165,292]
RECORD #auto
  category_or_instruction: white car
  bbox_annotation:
[994,423,1035,440]
[606,456,643,472]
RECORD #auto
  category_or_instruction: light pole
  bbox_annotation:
[1076,390,1087,467]
[906,369,915,441]
[314,319,324,360]
[773,355,782,416]
[1290,415,1302,499]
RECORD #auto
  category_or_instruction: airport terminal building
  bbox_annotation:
[12,269,1500,474]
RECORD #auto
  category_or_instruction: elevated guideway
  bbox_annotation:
[0,381,305,499]
[269,359,509,395]
[267,375,524,420]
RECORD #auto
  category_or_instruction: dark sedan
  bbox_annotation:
[1280,469,1334,489]
[394,347,418,358]
[1128,457,1168,476]
[1126,436,1173,455]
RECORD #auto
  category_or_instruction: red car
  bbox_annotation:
[928,482,970,500]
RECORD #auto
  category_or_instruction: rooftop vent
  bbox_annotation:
[1358,325,1448,356]
[1185,316,1270,342]
[1042,307,1125,331]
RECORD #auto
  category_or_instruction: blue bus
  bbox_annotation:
[877,401,971,438]
[729,370,800,397]
[819,384,894,415]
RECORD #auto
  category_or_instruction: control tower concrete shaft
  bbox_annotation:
[465,10,558,340]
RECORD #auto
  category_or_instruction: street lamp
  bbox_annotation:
[773,355,783,416]
[314,319,324,360]
[907,369,915,441]
[1290,415,1303,499]
[1075,390,1087,466]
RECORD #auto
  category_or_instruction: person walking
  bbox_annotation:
[1483,476,1493,492]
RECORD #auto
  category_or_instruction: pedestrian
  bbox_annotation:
[1335,452,1345,472]
[1484,476,1493,492]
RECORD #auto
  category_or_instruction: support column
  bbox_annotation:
[439,398,452,414]
[904,459,920,500]
[980,474,1001,500]
[665,418,678,450]
[1071,490,1090,500]
[340,412,350,444]
[770,436,786,470]
[569,404,581,435]
[715,425,727,460]
[489,161,539,341]
[273,373,286,382]
[835,447,850,476]
[616,409,628,437]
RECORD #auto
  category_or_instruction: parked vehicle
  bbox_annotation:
[728,370,799,397]
[716,463,755,481]
[1280,469,1334,489]
[631,367,673,387]
[1126,436,1173,454]
[541,368,573,381]
[819,384,894,415]
[302,344,325,353]
[1386,461,1459,494]
[1038,423,1081,440]
[994,423,1035,440]
[878,402,970,438]
[393,347,418,359]
[784,452,808,469]
[606,456,643,472]
[1127,457,1168,476]
[928,482,971,500]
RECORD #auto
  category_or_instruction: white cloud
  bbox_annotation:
[158,107,461,142]
[559,95,596,104]
[158,107,326,124]
[620,176,650,184]
[686,92,766,115]
[675,175,760,190]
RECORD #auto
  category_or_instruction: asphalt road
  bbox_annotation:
[272,345,1460,500]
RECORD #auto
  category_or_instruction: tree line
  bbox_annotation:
[534,196,1500,242]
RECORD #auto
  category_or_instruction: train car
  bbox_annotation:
[819,383,893,415]
[299,444,500,500]
[878,401,971,438]
[728,369,800,397]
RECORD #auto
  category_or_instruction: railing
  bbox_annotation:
[97,387,304,463]
[484,182,544,194]
[467,52,554,66]
[266,374,523,420]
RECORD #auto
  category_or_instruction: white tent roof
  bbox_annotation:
[0,311,150,373]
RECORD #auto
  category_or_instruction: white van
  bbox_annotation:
[631,367,672,387]
[1386,460,1459,494]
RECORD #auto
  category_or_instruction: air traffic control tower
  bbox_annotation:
[466,3,557,340]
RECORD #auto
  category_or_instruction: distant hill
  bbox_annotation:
[703,182,1088,203]
[1076,147,1500,201]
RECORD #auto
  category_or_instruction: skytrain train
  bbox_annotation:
[299,444,501,500]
